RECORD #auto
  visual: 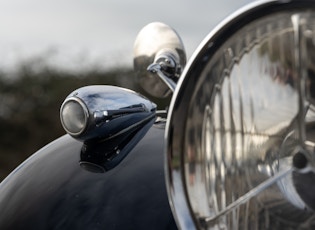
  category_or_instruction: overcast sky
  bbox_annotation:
[0,0,254,72]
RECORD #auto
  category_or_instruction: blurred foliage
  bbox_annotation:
[0,63,171,181]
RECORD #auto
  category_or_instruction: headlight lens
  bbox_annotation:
[167,1,315,229]
[60,98,88,136]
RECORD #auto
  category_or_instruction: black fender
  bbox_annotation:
[0,121,177,229]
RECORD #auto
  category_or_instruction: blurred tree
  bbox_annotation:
[0,62,171,181]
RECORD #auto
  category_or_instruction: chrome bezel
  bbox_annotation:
[60,97,90,137]
[165,0,315,229]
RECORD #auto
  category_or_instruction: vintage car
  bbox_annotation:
[1,0,315,229]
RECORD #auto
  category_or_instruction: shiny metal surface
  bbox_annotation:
[60,85,156,142]
[166,0,315,229]
[147,61,177,92]
[0,125,177,229]
[134,22,186,98]
[60,97,89,136]
[79,118,155,172]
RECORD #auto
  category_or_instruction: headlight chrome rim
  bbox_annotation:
[60,97,89,137]
[166,0,315,229]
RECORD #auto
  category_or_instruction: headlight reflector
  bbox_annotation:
[166,1,315,229]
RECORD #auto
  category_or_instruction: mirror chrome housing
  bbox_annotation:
[134,22,186,98]
[60,85,156,142]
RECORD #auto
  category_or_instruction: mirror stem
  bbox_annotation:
[147,63,176,92]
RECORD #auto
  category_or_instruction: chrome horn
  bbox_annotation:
[134,22,186,98]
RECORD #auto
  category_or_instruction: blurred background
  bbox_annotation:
[0,0,253,180]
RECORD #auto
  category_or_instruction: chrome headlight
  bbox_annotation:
[60,97,89,136]
[60,85,156,142]
[166,0,315,229]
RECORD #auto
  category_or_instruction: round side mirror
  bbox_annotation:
[134,22,186,98]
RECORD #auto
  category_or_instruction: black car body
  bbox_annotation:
[0,120,177,229]
[2,0,315,229]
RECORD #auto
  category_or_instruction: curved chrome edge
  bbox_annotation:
[60,97,90,137]
[164,0,315,229]
[163,142,196,230]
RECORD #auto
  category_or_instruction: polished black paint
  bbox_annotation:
[0,123,176,229]
[80,119,155,172]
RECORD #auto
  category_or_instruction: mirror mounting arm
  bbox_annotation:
[146,50,183,92]
[147,63,177,93]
